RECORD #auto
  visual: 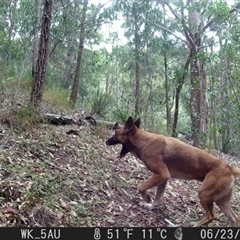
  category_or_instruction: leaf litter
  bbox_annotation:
[0,122,239,227]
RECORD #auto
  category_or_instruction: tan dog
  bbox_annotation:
[106,116,240,227]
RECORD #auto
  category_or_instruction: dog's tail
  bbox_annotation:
[232,167,240,178]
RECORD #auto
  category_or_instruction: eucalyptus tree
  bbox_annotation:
[110,0,166,118]
[210,3,240,153]
[68,0,105,109]
[32,0,42,76]
[0,1,18,81]
[0,1,18,63]
[68,0,88,109]
[61,0,81,89]
[188,0,208,147]
[115,0,146,116]
[30,0,54,110]
[162,0,207,146]
[0,0,36,77]
[162,0,240,147]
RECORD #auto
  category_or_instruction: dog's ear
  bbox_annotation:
[113,122,120,130]
[134,118,140,128]
[124,116,135,134]
[125,116,134,126]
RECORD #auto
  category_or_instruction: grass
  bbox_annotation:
[43,87,70,109]
[1,74,32,95]
[0,104,41,132]
[1,76,70,111]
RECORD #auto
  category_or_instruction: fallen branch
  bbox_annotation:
[42,113,121,129]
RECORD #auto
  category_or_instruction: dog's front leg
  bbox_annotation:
[138,174,169,209]
[141,181,167,210]
[151,181,167,209]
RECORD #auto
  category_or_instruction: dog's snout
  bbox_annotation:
[106,136,121,146]
[106,136,114,145]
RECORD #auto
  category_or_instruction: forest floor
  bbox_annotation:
[0,103,240,227]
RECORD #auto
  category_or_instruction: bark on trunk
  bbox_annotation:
[145,42,153,128]
[187,1,207,147]
[133,8,140,116]
[172,53,191,137]
[163,50,171,133]
[115,59,120,108]
[162,4,171,134]
[62,45,75,89]
[62,0,80,89]
[164,0,240,146]
[30,0,54,110]
[32,0,42,77]
[69,0,88,109]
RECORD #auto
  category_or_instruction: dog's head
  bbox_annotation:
[106,116,140,157]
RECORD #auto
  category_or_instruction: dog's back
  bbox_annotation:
[128,129,228,181]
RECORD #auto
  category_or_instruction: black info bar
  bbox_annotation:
[0,227,240,240]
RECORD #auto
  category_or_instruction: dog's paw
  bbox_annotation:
[189,220,204,227]
[139,202,155,210]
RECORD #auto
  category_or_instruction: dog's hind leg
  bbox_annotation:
[193,170,235,227]
[215,188,238,227]
[192,173,217,227]
[193,198,215,227]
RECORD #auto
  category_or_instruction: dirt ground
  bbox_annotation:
[0,122,240,227]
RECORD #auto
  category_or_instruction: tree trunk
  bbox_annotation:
[62,0,80,89]
[187,0,207,147]
[115,58,120,108]
[190,55,201,147]
[190,49,207,147]
[6,1,17,62]
[163,50,171,133]
[162,4,171,134]
[30,0,54,110]
[62,45,75,89]
[32,0,42,77]
[209,44,217,150]
[134,53,140,116]
[219,45,231,152]
[145,41,153,128]
[163,0,240,145]
[133,7,140,116]
[172,53,191,137]
[69,0,88,109]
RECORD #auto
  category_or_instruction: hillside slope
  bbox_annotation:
[0,122,239,227]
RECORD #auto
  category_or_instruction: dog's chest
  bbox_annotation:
[130,151,140,159]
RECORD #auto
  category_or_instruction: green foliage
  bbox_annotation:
[90,89,110,116]
[112,107,132,123]
[1,104,40,131]
[43,87,69,110]
[1,74,32,93]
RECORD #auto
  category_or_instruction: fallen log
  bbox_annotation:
[43,114,75,125]
[95,120,122,129]
[42,113,121,129]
